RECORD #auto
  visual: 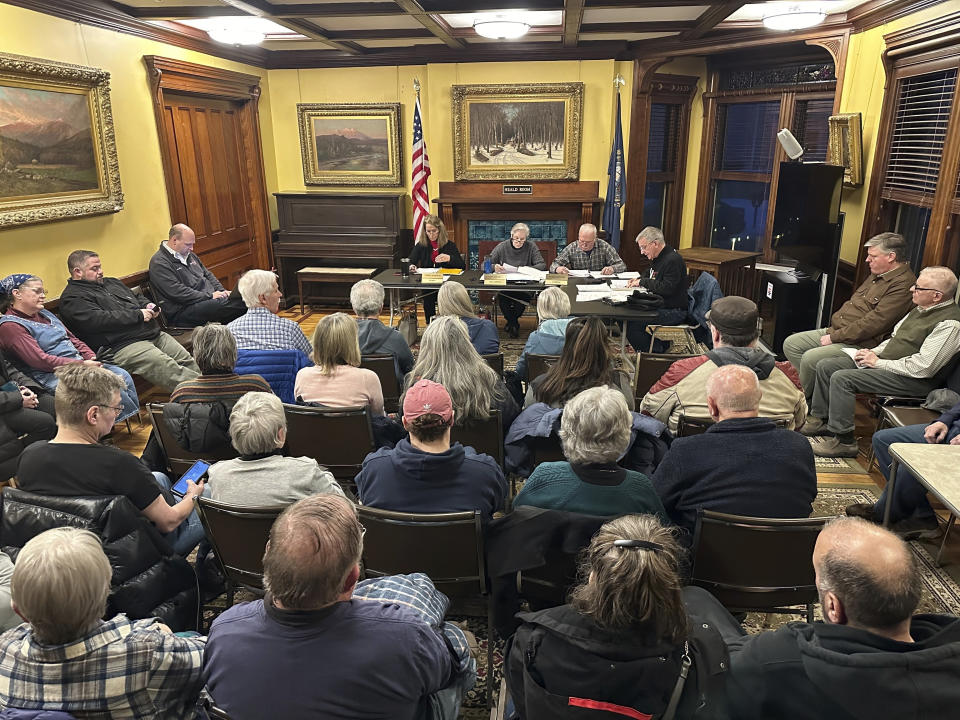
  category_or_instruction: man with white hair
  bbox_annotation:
[0,527,205,716]
[227,269,311,356]
[351,278,414,381]
[804,266,960,458]
[652,364,816,538]
[148,223,246,326]
[550,223,626,275]
[625,226,689,353]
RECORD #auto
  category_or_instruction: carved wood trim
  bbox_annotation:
[806,32,850,114]
[847,0,949,32]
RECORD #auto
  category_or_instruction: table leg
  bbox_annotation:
[882,459,898,527]
[937,515,955,565]
[298,277,305,315]
[389,288,397,327]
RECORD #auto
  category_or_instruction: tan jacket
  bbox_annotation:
[829,264,916,347]
[640,355,807,433]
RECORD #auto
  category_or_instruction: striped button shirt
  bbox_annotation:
[227,307,312,357]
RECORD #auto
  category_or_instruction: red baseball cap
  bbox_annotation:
[403,379,453,422]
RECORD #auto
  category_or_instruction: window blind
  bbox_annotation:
[792,98,833,163]
[647,103,679,174]
[715,101,780,173]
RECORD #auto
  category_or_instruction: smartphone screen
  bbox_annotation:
[172,460,210,497]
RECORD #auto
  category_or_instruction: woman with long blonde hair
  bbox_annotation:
[436,281,499,355]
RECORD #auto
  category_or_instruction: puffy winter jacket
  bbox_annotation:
[235,348,313,404]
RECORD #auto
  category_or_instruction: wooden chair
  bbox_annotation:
[282,404,375,492]
[357,505,494,708]
[482,352,504,377]
[147,403,238,477]
[525,353,560,383]
[633,351,699,403]
[450,409,504,468]
[690,509,829,622]
[195,497,285,609]
[360,354,401,414]
[676,415,715,437]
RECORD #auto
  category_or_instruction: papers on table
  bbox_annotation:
[617,271,641,279]
[568,269,591,277]
[415,268,461,276]
[575,282,637,303]
[488,265,548,282]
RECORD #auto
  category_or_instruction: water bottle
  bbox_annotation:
[484,257,493,274]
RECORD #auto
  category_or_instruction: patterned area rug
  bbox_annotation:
[813,456,869,474]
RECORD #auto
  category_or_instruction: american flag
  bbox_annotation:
[411,95,431,243]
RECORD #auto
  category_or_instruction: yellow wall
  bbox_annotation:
[836,0,960,263]
[0,3,273,293]
[267,59,635,228]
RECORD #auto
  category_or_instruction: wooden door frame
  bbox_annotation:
[143,55,273,271]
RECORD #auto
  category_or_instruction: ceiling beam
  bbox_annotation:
[391,0,466,49]
[219,0,364,53]
[678,1,748,41]
[580,21,695,33]
[563,0,586,47]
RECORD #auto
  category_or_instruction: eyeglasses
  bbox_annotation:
[910,284,941,293]
[358,523,367,538]
[16,287,45,295]
[98,404,124,416]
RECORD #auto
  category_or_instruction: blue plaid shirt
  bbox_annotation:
[227,307,312,356]
[0,615,205,718]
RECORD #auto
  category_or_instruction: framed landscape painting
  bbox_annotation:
[297,103,402,186]
[452,82,583,181]
[0,53,123,228]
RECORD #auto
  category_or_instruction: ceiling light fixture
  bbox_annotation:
[206,18,266,45]
[473,16,530,40]
[762,5,827,31]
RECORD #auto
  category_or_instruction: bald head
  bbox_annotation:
[706,364,761,419]
[814,517,921,633]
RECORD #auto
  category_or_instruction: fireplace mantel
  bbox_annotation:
[434,181,603,265]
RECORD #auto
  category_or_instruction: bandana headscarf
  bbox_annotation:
[0,274,34,297]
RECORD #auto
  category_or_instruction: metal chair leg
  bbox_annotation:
[936,515,955,566]
[486,602,495,709]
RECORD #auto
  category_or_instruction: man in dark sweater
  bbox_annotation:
[652,364,816,539]
[803,266,960,457]
[487,222,547,337]
[626,226,689,353]
[685,516,960,720]
[355,379,506,520]
[148,224,246,327]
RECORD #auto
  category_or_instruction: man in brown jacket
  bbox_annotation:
[783,232,915,400]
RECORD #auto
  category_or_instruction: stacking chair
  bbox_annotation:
[282,404,375,493]
[147,403,238,477]
[357,505,494,707]
[690,509,829,622]
[195,497,285,610]
[633,351,698,403]
[450,409,504,468]
[525,353,560,383]
[482,352,505,377]
[360,354,401,414]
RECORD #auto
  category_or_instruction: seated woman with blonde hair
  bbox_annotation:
[506,513,727,719]
[404,315,518,432]
[295,312,384,415]
[436,281,499,355]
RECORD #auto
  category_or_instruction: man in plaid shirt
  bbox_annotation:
[205,494,475,720]
[0,527,205,718]
[227,269,312,356]
[550,223,627,275]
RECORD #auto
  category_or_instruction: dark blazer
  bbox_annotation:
[409,240,465,270]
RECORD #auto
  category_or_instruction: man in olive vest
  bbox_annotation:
[803,266,960,457]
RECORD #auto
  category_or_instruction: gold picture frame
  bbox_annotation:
[297,103,402,187]
[0,52,123,228]
[452,82,584,181]
[827,112,863,187]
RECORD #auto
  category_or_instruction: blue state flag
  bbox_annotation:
[602,93,626,249]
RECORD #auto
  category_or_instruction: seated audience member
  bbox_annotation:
[641,296,806,432]
[295,312,384,414]
[625,226,690,354]
[514,386,666,518]
[803,266,960,458]
[350,278,414,381]
[514,286,572,381]
[58,250,199,392]
[507,514,728,720]
[0,527,205,717]
[170,323,271,404]
[0,552,16,633]
[436,281,499,355]
[686,516,960,719]
[207,392,343,506]
[204,494,475,719]
[845,397,960,539]
[405,315,518,431]
[148,223,246,326]
[408,214,465,322]
[0,273,139,422]
[784,232,916,399]
[356,379,505,520]
[488,222,547,337]
[550,223,626,275]
[228,269,311,356]
[0,349,55,481]
[16,364,205,555]
[527,316,634,410]
[652,364,816,538]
